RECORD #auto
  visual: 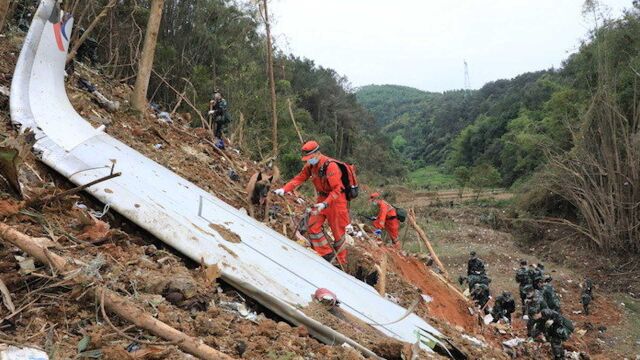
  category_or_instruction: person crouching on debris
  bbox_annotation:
[208,90,231,148]
[273,141,352,266]
[369,192,401,249]
[491,291,516,323]
[541,308,573,360]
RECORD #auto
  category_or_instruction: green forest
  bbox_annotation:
[6,0,639,254]
[356,4,640,189]
[10,0,404,182]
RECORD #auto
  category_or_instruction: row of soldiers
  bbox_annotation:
[514,259,581,359]
[463,253,593,360]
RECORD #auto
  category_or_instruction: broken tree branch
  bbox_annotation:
[152,69,208,129]
[374,252,387,296]
[287,98,304,144]
[66,0,118,64]
[0,277,15,313]
[0,223,235,360]
[407,208,450,280]
[26,172,122,209]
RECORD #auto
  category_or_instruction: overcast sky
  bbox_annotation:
[269,0,632,92]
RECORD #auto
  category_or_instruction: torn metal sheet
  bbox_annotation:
[10,0,447,353]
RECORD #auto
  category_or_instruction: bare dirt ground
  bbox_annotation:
[392,192,640,359]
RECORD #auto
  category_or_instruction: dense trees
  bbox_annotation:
[6,0,400,181]
[357,3,640,253]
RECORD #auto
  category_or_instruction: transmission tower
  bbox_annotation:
[464,60,471,90]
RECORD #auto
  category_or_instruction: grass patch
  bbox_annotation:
[408,166,458,190]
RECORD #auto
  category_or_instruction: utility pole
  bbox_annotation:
[464,60,471,91]
[262,0,278,157]
[131,0,164,114]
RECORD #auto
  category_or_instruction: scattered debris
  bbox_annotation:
[0,345,49,360]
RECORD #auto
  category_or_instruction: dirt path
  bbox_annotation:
[395,188,513,208]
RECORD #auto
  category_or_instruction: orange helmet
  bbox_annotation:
[313,288,338,306]
[301,140,320,161]
[370,192,381,200]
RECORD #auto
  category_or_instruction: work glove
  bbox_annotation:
[273,188,285,196]
[313,202,327,211]
[373,229,382,237]
[345,224,355,235]
[545,319,554,328]
[208,110,215,115]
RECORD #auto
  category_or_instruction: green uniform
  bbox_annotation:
[541,309,573,360]
[471,283,491,310]
[542,283,561,312]
[467,256,485,276]
[515,266,531,306]
[468,273,491,291]
[581,291,592,315]
[491,293,516,322]
[525,289,548,338]
[211,98,231,139]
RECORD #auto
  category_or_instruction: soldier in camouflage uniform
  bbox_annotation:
[541,308,573,359]
[515,260,531,309]
[471,283,491,311]
[581,289,592,315]
[542,276,561,312]
[467,251,486,276]
[491,291,516,323]
[524,284,548,338]
[467,272,491,291]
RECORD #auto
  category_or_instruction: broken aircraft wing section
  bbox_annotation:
[10,0,446,355]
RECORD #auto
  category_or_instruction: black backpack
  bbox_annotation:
[393,206,407,222]
[320,160,359,201]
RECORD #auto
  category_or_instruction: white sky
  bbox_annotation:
[269,0,632,92]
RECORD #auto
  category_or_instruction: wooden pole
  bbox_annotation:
[0,223,235,360]
[407,208,450,280]
[262,0,278,157]
[287,98,304,144]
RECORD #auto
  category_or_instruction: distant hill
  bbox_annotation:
[355,84,434,127]
[355,71,553,180]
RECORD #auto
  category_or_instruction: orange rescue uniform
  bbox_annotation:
[283,155,350,264]
[372,199,400,249]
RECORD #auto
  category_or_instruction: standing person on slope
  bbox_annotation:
[369,192,401,249]
[274,141,351,265]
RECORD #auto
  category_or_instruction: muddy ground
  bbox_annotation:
[392,195,640,359]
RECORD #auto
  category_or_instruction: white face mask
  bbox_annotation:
[307,157,319,165]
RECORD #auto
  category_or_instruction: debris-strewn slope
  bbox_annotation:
[0,31,509,360]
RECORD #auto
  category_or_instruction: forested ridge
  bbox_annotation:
[357,2,640,254]
[8,0,404,182]
[357,3,640,188]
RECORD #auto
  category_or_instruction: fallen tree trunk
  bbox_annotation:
[407,208,450,280]
[0,223,235,360]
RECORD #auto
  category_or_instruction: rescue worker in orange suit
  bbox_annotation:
[369,192,400,249]
[273,141,350,265]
